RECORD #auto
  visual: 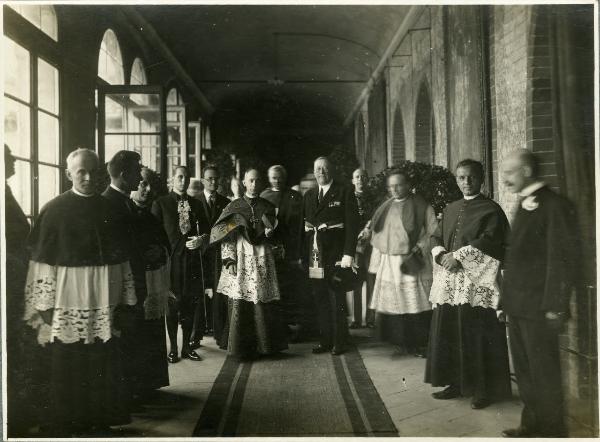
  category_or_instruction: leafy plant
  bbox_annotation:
[367,161,462,216]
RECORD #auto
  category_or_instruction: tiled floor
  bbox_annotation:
[118,328,524,438]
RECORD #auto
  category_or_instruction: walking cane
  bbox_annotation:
[196,220,209,334]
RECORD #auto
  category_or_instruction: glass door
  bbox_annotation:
[187,120,201,178]
[97,85,166,173]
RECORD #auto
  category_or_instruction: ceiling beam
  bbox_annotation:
[343,5,426,128]
[121,6,215,117]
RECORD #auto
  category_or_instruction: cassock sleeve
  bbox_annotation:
[151,200,163,224]
[417,205,439,253]
[430,211,445,263]
[541,198,580,313]
[468,209,509,261]
[343,187,360,257]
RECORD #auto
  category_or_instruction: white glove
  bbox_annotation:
[341,254,354,268]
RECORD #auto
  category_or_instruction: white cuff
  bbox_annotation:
[431,246,447,259]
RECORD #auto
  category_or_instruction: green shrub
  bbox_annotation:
[367,161,462,216]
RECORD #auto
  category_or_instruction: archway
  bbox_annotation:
[391,104,406,164]
[414,81,434,164]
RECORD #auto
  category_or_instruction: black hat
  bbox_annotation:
[329,266,359,292]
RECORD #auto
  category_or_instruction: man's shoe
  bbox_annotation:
[349,322,361,329]
[167,351,180,363]
[189,340,202,350]
[501,427,535,438]
[312,345,332,354]
[181,349,202,361]
[331,346,346,356]
[471,397,490,409]
[431,385,460,400]
[366,322,375,329]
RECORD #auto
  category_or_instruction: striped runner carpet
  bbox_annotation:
[193,343,397,437]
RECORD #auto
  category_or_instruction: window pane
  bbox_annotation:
[38,112,59,164]
[38,165,61,208]
[38,58,59,114]
[105,96,125,132]
[128,134,160,173]
[4,97,31,159]
[4,37,30,102]
[7,160,32,216]
[105,134,127,163]
[98,30,124,85]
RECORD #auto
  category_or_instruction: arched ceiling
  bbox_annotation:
[136,5,411,121]
[135,5,411,180]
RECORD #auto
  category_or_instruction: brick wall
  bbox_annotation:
[490,5,531,220]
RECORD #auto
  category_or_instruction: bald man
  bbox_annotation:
[24,148,135,435]
[500,149,581,438]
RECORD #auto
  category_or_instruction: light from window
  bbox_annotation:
[9,4,58,41]
[130,58,147,85]
[98,29,124,84]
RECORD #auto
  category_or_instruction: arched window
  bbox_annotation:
[391,105,406,164]
[130,58,147,85]
[98,29,124,85]
[167,87,184,106]
[415,81,434,164]
[8,4,58,41]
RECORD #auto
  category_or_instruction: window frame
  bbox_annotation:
[4,6,62,220]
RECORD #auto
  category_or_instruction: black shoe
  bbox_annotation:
[349,322,361,329]
[312,344,332,354]
[432,385,460,400]
[181,349,202,361]
[471,397,490,409]
[366,322,375,329]
[167,350,180,363]
[502,427,536,438]
[189,340,202,350]
[331,346,346,356]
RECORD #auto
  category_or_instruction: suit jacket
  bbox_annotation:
[196,191,229,288]
[102,186,146,303]
[151,192,210,253]
[260,188,304,261]
[501,186,581,319]
[303,180,360,270]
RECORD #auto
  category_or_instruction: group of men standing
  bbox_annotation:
[348,151,580,438]
[8,143,581,438]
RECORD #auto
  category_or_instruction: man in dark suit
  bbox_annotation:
[152,166,210,363]
[304,156,360,355]
[102,151,145,402]
[192,165,230,349]
[261,165,306,335]
[500,149,581,438]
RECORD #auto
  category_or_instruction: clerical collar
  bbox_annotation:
[204,189,216,201]
[72,188,94,198]
[270,188,281,192]
[463,193,481,200]
[110,183,130,197]
[319,181,333,196]
[393,196,408,202]
[244,193,258,201]
[519,181,545,197]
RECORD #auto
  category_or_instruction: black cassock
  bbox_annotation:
[25,190,132,434]
[425,195,512,402]
[130,202,170,391]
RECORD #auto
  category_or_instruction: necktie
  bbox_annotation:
[318,187,324,204]
[209,194,216,218]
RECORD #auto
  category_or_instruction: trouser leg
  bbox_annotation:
[166,299,180,350]
[352,281,363,324]
[332,288,347,348]
[312,280,332,348]
[180,297,196,351]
